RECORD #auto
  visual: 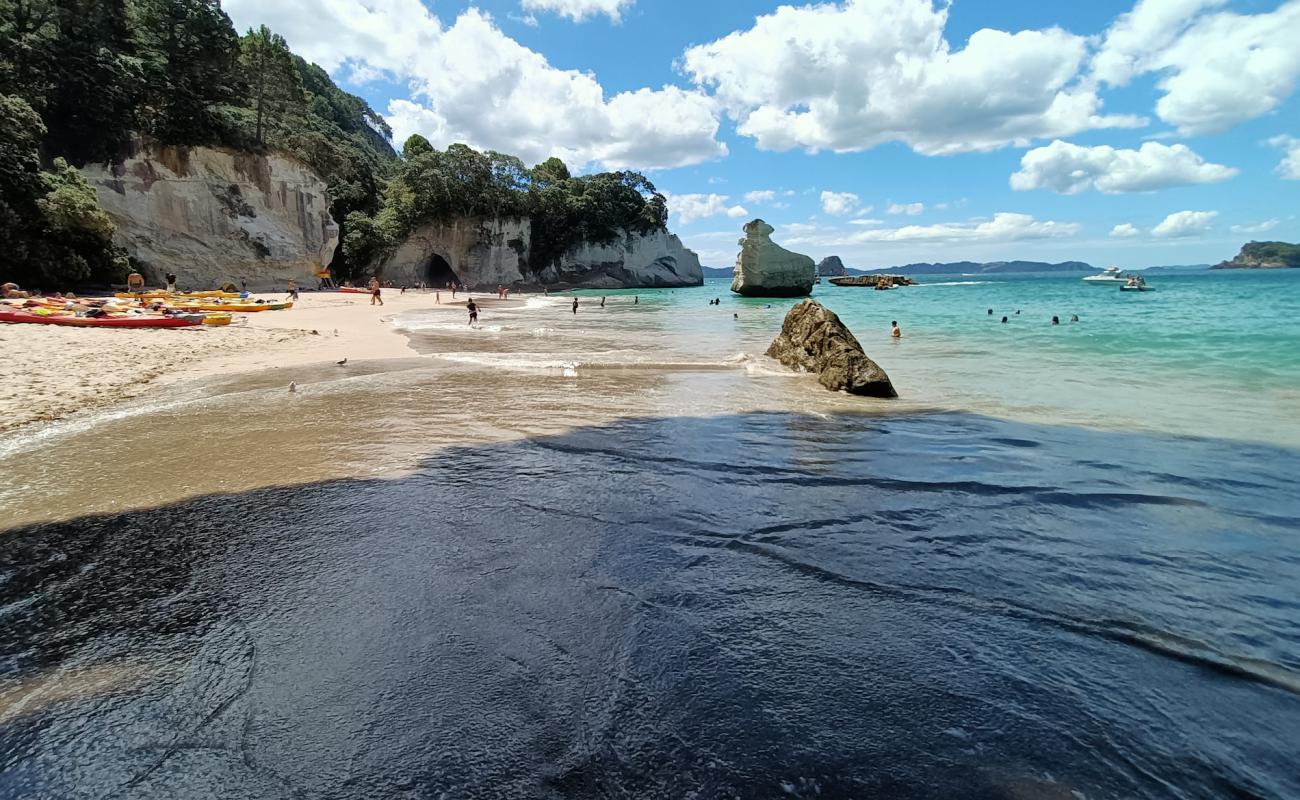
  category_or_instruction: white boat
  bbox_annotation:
[1083,266,1126,283]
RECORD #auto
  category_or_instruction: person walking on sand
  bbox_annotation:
[600,297,606,307]
[127,270,145,293]
[634,296,638,305]
[435,289,441,304]
[467,299,479,326]
[369,277,384,306]
[572,297,579,314]
[891,320,902,338]
[286,279,299,301]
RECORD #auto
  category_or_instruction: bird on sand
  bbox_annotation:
[337,358,348,366]
[288,381,297,393]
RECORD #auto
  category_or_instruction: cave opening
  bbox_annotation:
[423,254,460,288]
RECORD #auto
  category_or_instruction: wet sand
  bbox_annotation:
[0,290,514,434]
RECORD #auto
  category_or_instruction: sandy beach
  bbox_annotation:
[0,289,504,434]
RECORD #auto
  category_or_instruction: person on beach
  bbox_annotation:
[435,289,441,304]
[127,271,145,293]
[165,272,177,292]
[600,297,606,307]
[401,285,407,295]
[572,297,579,314]
[634,296,638,305]
[286,279,299,301]
[467,300,478,326]
[891,321,902,338]
[369,277,384,306]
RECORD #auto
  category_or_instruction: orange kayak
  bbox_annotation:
[0,309,202,328]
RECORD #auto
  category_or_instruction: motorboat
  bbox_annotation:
[1083,266,1126,283]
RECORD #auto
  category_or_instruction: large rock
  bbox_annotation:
[378,222,702,291]
[766,300,897,398]
[731,219,816,297]
[83,139,337,291]
[817,256,847,277]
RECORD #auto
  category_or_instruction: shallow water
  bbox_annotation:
[2,270,1299,798]
[2,412,1299,798]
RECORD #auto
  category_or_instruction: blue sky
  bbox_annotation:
[225,0,1300,268]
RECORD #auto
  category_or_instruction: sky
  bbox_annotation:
[223,0,1300,268]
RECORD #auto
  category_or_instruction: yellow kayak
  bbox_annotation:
[115,290,241,300]
[169,301,293,313]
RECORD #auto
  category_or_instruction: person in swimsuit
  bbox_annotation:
[891,320,902,338]
[369,277,384,306]
[165,273,177,292]
[467,300,478,326]
[127,271,145,293]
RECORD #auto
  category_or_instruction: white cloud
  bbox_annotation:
[1230,219,1280,234]
[1111,223,1142,237]
[520,0,634,22]
[784,212,1079,247]
[1093,0,1300,135]
[820,190,861,216]
[1271,135,1300,180]
[1152,210,1218,238]
[223,2,724,170]
[666,193,749,224]
[848,218,884,226]
[681,0,1141,157]
[1010,139,1237,194]
[887,202,924,216]
[744,190,778,203]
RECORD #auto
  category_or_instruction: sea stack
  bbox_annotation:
[766,300,897,398]
[817,256,848,277]
[730,219,816,297]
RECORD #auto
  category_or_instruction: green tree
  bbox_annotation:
[130,0,239,144]
[238,25,301,146]
[530,156,570,186]
[402,133,432,160]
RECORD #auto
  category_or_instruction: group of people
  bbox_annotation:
[987,308,1079,324]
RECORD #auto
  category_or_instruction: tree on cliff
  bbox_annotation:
[131,0,240,144]
[238,25,302,146]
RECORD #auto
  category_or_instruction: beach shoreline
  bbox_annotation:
[0,289,508,434]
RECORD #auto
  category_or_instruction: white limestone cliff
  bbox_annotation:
[730,220,816,297]
[377,222,702,290]
[82,140,337,291]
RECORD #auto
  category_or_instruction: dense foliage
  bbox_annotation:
[0,0,394,287]
[1229,241,1300,267]
[1,0,668,287]
[349,139,669,274]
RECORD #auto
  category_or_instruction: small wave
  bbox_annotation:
[396,319,504,334]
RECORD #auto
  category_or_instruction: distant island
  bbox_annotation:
[702,260,1095,279]
[1213,242,1300,269]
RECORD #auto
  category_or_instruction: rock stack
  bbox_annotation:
[766,300,897,398]
[817,256,848,277]
[730,219,816,297]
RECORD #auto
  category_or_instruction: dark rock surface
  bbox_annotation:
[766,300,897,397]
[817,256,847,277]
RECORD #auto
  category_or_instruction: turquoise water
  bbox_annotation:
[577,269,1300,445]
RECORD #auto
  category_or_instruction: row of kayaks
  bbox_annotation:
[0,308,223,328]
[112,292,293,312]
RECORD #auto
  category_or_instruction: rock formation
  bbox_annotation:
[378,222,702,290]
[817,256,847,277]
[730,219,816,297]
[1213,241,1300,269]
[828,274,914,288]
[766,300,897,398]
[82,139,337,291]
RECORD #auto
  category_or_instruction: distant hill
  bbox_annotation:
[1213,242,1300,269]
[702,267,733,279]
[859,260,1094,276]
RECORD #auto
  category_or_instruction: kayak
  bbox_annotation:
[0,309,202,328]
[338,288,372,294]
[168,301,292,312]
[114,290,240,299]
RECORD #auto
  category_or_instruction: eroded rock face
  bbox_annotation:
[378,223,702,290]
[766,300,897,398]
[817,256,847,277]
[731,219,816,297]
[83,140,337,291]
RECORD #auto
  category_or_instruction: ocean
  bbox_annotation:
[1,269,1298,798]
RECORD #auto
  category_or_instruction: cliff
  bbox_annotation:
[377,221,702,290]
[1213,242,1300,269]
[82,140,338,291]
[817,256,848,277]
[730,220,816,297]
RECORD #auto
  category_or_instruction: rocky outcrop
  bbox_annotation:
[1212,241,1300,269]
[828,274,914,288]
[731,220,816,297]
[817,256,847,277]
[766,300,897,398]
[82,139,337,291]
[377,222,702,290]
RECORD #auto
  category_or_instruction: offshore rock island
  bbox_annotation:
[730,219,816,297]
[1213,241,1300,269]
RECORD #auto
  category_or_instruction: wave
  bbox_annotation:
[428,350,796,377]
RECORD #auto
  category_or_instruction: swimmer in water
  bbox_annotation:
[1001,316,1008,323]
[987,308,993,315]
[1051,315,1060,325]
[891,320,901,338]
[1071,314,1079,322]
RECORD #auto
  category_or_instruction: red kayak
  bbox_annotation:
[0,309,201,328]
[337,288,372,294]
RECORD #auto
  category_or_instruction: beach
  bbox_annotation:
[0,290,493,434]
